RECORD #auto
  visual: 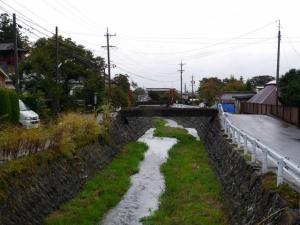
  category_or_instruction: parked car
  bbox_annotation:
[19,100,40,128]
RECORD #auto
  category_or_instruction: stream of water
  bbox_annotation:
[101,120,199,225]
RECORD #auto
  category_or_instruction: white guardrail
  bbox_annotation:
[218,104,300,187]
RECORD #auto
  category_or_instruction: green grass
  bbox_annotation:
[142,118,228,225]
[45,141,148,225]
[261,172,299,208]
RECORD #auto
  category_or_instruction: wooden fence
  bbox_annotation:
[241,102,300,127]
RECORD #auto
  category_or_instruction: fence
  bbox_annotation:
[241,102,300,127]
[218,104,300,187]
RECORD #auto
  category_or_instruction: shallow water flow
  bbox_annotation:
[101,128,177,225]
[164,119,200,140]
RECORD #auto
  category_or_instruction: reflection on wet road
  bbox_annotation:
[227,114,300,164]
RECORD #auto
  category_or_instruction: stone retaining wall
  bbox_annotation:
[0,115,152,225]
[174,116,300,225]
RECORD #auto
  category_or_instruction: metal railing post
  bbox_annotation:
[228,125,232,139]
[277,158,284,186]
[251,140,256,163]
[262,147,268,173]
[237,131,241,148]
[243,135,248,154]
[232,128,236,144]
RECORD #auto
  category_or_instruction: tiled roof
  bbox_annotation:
[221,92,256,102]
[248,85,277,105]
[0,43,14,51]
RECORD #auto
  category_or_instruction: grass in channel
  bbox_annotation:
[45,141,148,225]
[142,118,228,225]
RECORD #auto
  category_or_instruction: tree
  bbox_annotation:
[109,74,131,108]
[278,69,300,106]
[198,77,223,105]
[223,75,247,91]
[133,87,145,96]
[113,74,130,93]
[246,75,275,91]
[20,36,105,113]
[0,13,29,49]
[223,80,247,91]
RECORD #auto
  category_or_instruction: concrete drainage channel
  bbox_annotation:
[102,119,200,225]
[2,114,300,225]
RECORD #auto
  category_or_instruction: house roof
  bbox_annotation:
[146,88,175,92]
[0,67,8,79]
[221,91,256,102]
[233,94,255,100]
[266,80,276,86]
[0,42,27,52]
[248,85,277,105]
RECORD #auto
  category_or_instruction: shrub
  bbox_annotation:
[8,89,19,123]
[279,69,300,106]
[0,88,11,123]
[0,113,104,160]
[21,91,51,120]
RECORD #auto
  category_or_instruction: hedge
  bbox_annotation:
[0,88,19,123]
[8,89,20,123]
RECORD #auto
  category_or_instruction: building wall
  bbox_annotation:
[0,75,5,87]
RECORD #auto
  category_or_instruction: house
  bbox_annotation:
[247,81,277,105]
[220,91,256,113]
[233,94,256,113]
[143,88,177,105]
[0,42,27,75]
[0,67,8,87]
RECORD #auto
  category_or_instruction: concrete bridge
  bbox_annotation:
[120,107,218,118]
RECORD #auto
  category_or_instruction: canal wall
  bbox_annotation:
[173,116,300,225]
[0,115,152,225]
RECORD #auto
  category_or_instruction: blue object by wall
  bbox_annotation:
[221,103,235,113]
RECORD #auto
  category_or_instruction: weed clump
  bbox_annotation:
[0,113,104,160]
[262,172,299,208]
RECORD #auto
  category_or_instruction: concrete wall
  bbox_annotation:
[0,115,152,225]
[173,116,300,225]
[2,113,299,225]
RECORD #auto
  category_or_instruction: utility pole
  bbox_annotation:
[276,20,281,105]
[55,26,59,83]
[13,13,19,93]
[191,75,195,102]
[178,60,185,101]
[184,83,187,94]
[102,28,116,101]
[54,26,60,112]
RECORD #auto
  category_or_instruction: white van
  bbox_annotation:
[19,100,40,128]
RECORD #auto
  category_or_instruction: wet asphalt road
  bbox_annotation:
[226,114,300,164]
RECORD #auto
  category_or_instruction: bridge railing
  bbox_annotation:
[218,104,300,187]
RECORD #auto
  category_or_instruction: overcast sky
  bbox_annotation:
[2,0,300,90]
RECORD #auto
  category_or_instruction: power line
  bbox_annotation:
[285,37,300,59]
[0,1,54,35]
[116,65,180,83]
[10,0,54,27]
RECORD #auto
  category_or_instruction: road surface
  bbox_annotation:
[226,114,300,165]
